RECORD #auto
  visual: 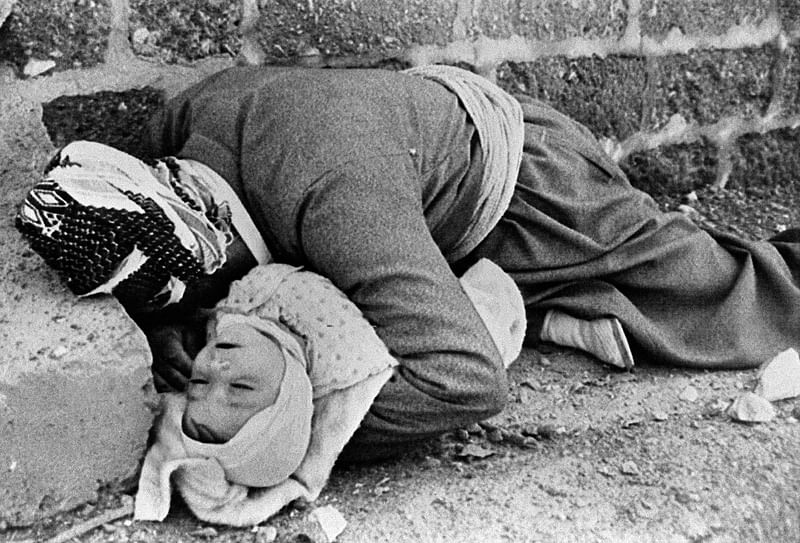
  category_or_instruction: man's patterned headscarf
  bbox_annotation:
[16,141,233,312]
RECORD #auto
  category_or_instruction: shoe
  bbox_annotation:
[540,310,634,369]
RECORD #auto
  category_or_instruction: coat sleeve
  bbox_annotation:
[143,76,245,187]
[295,158,508,436]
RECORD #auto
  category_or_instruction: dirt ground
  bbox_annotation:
[4,184,800,543]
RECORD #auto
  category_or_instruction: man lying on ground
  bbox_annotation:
[16,65,800,467]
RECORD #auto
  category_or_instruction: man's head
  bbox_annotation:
[16,141,234,313]
[179,313,314,487]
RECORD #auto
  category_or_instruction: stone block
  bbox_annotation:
[497,56,647,140]
[42,88,164,160]
[730,127,800,189]
[129,0,241,63]
[0,93,156,526]
[640,0,772,39]
[649,48,773,130]
[0,0,110,75]
[778,0,800,35]
[0,0,15,29]
[620,140,717,195]
[475,0,626,41]
[256,0,457,60]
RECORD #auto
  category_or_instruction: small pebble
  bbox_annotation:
[536,423,561,440]
[254,525,278,543]
[521,424,539,437]
[50,345,69,359]
[505,432,538,448]
[23,58,55,78]
[652,410,669,421]
[457,443,495,459]
[682,191,699,203]
[465,423,483,435]
[131,27,150,46]
[190,527,218,538]
[729,392,775,423]
[679,385,699,403]
[597,465,615,478]
[422,456,442,468]
[620,461,640,476]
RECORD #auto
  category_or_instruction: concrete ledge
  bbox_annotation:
[0,92,156,526]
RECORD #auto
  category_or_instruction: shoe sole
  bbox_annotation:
[609,318,635,370]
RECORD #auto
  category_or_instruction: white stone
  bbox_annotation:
[682,190,698,203]
[728,392,776,423]
[754,348,800,402]
[22,58,55,78]
[131,27,150,46]
[311,505,347,542]
[678,385,699,402]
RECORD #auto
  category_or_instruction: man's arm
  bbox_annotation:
[297,161,508,440]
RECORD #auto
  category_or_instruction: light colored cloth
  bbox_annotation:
[134,259,525,526]
[17,141,270,309]
[179,159,272,267]
[404,65,524,261]
[181,314,313,487]
[459,258,525,368]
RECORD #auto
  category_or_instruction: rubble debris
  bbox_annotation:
[189,527,218,538]
[754,348,800,402]
[253,525,278,543]
[457,444,495,459]
[652,410,669,421]
[728,392,776,423]
[620,461,640,476]
[23,58,56,78]
[679,385,699,402]
[311,505,347,542]
[44,501,133,543]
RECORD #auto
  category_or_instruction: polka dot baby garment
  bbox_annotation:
[216,263,398,399]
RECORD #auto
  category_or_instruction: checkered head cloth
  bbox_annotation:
[16,141,233,312]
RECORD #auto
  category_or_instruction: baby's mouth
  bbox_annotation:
[183,417,226,444]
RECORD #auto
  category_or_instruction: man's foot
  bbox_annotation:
[540,310,634,369]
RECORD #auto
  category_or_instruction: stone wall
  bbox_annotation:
[0,0,798,526]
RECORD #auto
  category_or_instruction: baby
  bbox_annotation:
[179,312,314,487]
[135,259,525,526]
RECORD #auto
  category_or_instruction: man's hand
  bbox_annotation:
[140,317,207,392]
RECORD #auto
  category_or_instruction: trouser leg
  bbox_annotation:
[467,99,800,369]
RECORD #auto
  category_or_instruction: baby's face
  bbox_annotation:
[182,324,285,443]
